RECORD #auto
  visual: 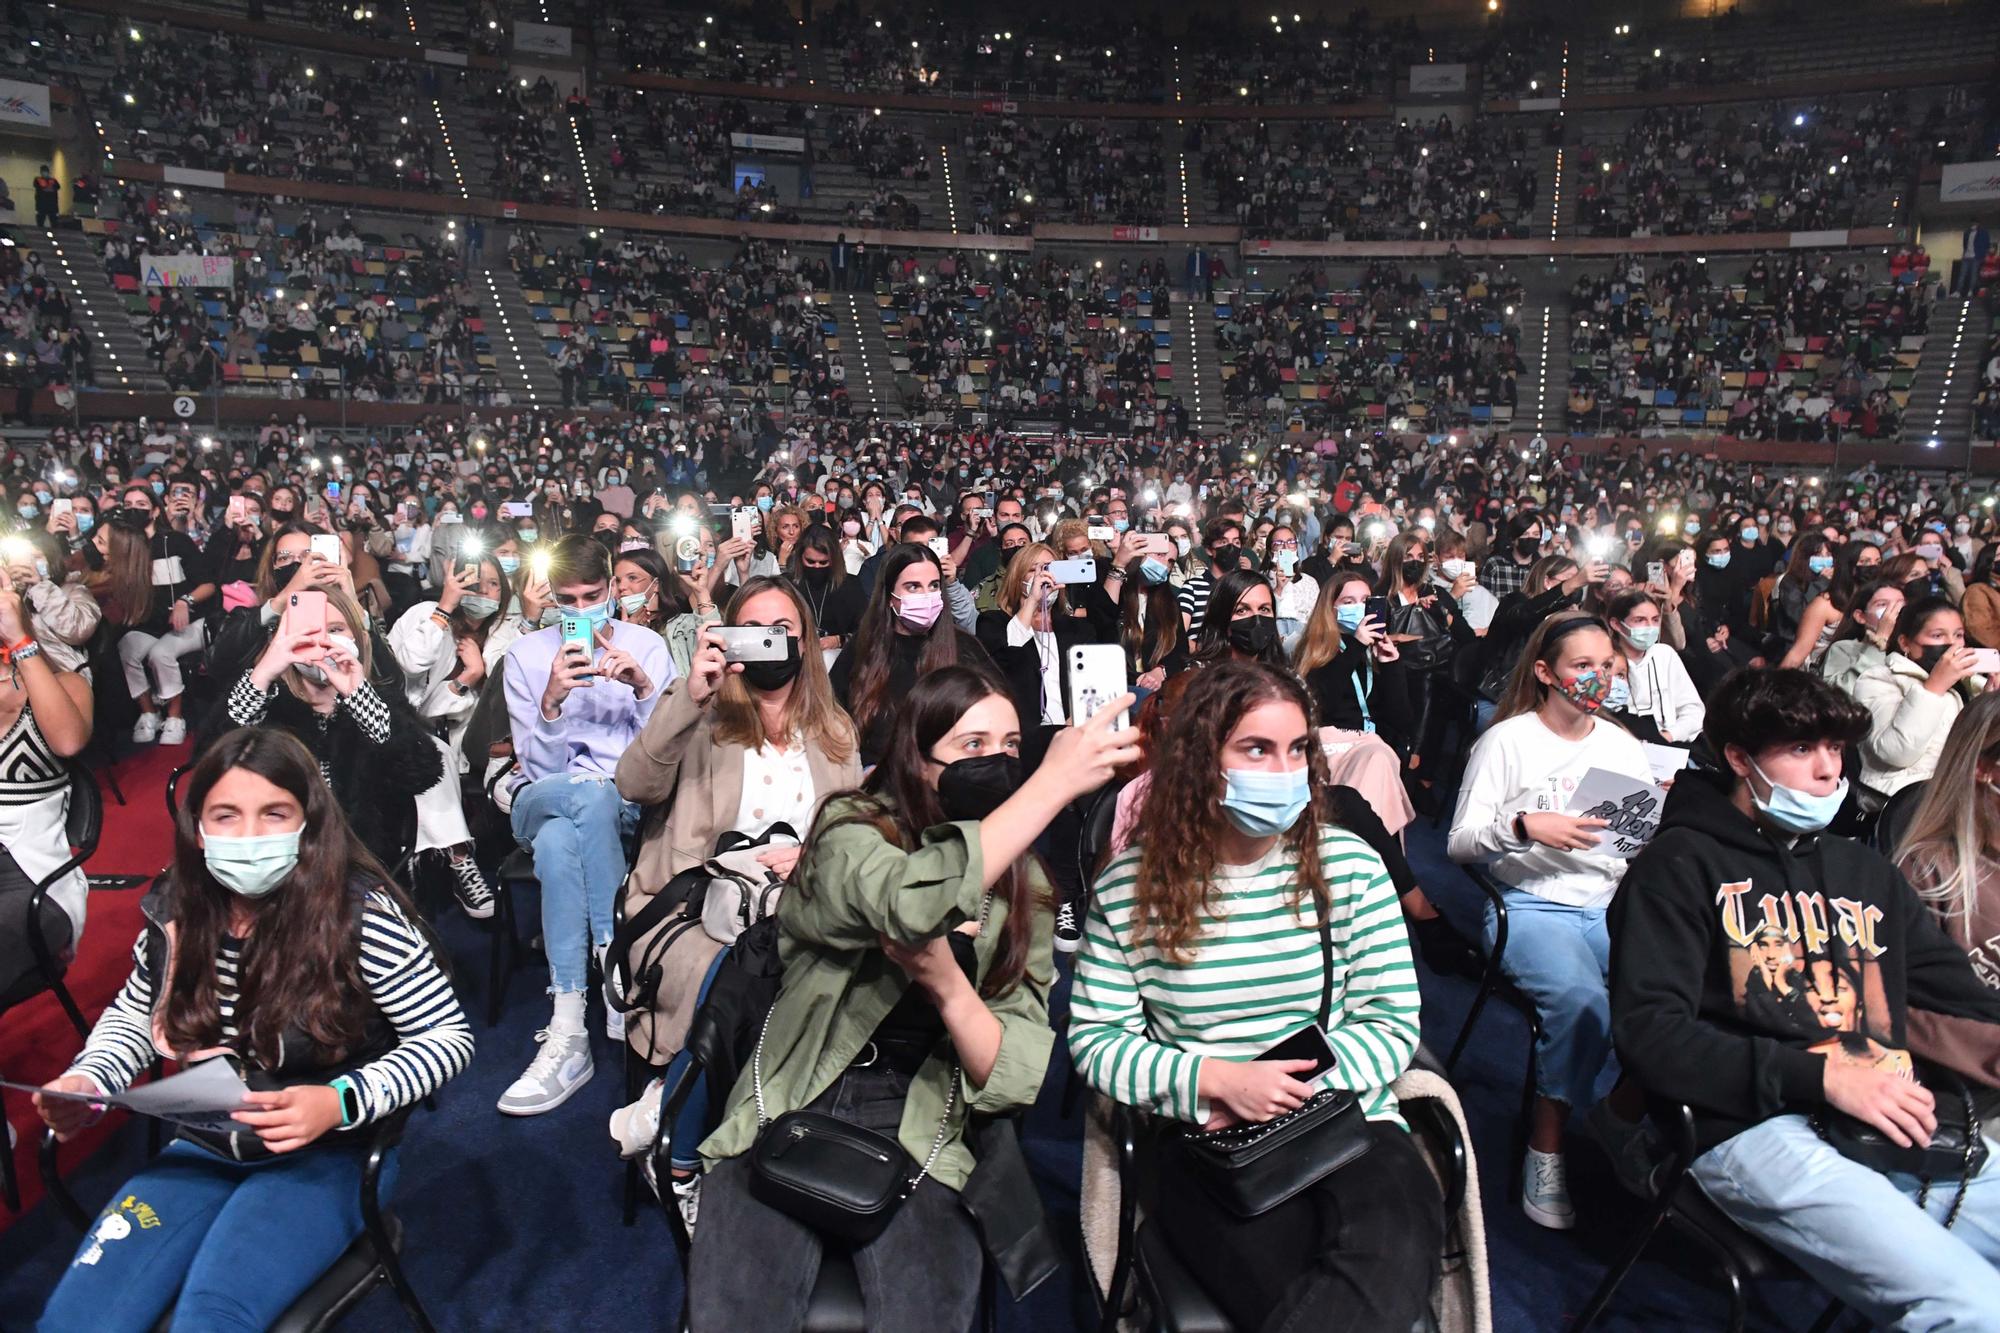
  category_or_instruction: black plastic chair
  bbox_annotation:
[1873,779,1927,861]
[1570,1103,1845,1333]
[1095,1057,1468,1333]
[1441,863,1542,1193]
[486,847,537,1027]
[38,1106,436,1333]
[22,760,110,1040]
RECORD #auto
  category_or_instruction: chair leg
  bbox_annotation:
[1516,1014,1542,1182]
[621,1046,644,1228]
[1,1118,19,1212]
[1569,1186,1677,1331]
[1804,1300,1846,1333]
[362,1141,435,1333]
[488,882,517,1029]
[93,741,125,806]
[1444,975,1496,1071]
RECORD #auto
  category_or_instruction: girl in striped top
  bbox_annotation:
[34,727,473,1333]
[1070,660,1440,1333]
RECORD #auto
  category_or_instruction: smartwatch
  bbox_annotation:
[1512,811,1529,844]
[329,1074,362,1128]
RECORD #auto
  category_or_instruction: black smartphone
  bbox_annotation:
[1257,1024,1338,1082]
[1364,597,1392,627]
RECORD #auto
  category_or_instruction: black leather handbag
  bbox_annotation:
[1814,1063,1990,1228]
[745,1011,958,1245]
[1172,896,1374,1217]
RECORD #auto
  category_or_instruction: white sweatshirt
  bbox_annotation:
[1447,711,1653,909]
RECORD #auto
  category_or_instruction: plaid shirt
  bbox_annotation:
[1481,554,1532,597]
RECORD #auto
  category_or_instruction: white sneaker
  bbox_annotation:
[672,1174,702,1236]
[609,1076,665,1159]
[157,716,187,746]
[497,1026,593,1116]
[132,713,160,744]
[604,984,626,1044]
[1522,1147,1575,1230]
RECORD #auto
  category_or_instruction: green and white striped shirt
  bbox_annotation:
[1069,828,1420,1128]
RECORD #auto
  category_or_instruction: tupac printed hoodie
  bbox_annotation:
[1608,766,2000,1154]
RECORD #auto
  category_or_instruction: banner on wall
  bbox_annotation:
[1111,226,1161,242]
[512,22,573,57]
[1941,160,2000,205]
[142,254,235,289]
[730,132,808,154]
[0,79,52,131]
[1408,64,1467,95]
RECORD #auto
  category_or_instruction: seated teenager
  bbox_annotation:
[1892,693,2000,1110]
[688,665,1136,1332]
[1293,571,1413,751]
[210,585,442,868]
[1852,597,1995,812]
[1071,659,1440,1333]
[498,534,674,1114]
[1192,569,1285,668]
[1602,588,1705,747]
[1817,577,1903,696]
[1612,669,2000,1330]
[1447,611,1655,1228]
[34,727,473,1332]
[609,575,862,1227]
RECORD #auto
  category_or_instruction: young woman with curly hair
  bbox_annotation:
[1069,659,1440,1333]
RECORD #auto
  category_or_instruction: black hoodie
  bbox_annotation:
[1608,766,2000,1154]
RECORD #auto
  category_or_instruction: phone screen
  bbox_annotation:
[1257,1025,1337,1082]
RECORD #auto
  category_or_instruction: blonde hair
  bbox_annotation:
[1896,692,2000,930]
[995,542,1057,617]
[711,576,856,765]
[1293,571,1374,676]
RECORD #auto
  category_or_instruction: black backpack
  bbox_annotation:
[682,915,786,1122]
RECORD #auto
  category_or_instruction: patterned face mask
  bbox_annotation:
[1555,668,1609,713]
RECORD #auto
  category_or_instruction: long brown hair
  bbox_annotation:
[800,664,1042,999]
[843,543,964,740]
[88,519,152,627]
[1293,570,1375,675]
[164,727,409,1065]
[1118,570,1184,676]
[1131,660,1333,962]
[712,575,856,764]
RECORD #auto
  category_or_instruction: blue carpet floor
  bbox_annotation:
[0,813,1832,1331]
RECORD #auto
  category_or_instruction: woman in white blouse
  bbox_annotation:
[1268,522,1320,642]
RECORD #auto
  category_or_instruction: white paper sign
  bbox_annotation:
[1,1058,254,1134]
[1641,742,1691,786]
[1565,766,1667,858]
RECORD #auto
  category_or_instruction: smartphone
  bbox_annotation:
[501,500,536,520]
[975,508,993,521]
[713,626,792,663]
[50,498,72,518]
[1049,557,1097,585]
[558,611,598,672]
[1257,1024,1338,1082]
[309,534,343,565]
[1143,534,1174,559]
[287,589,328,638]
[1067,643,1129,730]
[675,536,702,573]
[1915,544,1944,562]
[226,497,248,526]
[1969,649,2000,675]
[1086,524,1117,543]
[927,536,951,561]
[1646,561,1665,586]
[1364,596,1392,627]
[731,507,760,545]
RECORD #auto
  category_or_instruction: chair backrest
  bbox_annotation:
[165,760,192,824]
[1876,779,1927,860]
[65,760,103,856]
[1075,778,1128,885]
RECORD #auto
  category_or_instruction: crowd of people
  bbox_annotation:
[1,391,1998,1327]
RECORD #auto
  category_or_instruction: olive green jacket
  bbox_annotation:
[698,795,1055,1190]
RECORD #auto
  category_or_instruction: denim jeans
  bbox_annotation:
[664,949,728,1171]
[688,1066,983,1333]
[1482,887,1612,1108]
[1691,1114,2000,1330]
[38,1139,399,1332]
[511,773,640,994]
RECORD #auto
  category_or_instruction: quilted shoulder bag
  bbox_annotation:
[1813,1062,1990,1230]
[1172,893,1374,1217]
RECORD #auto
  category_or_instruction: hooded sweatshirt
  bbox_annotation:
[1609,767,2000,1154]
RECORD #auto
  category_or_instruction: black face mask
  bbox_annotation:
[936,753,1024,822]
[1227,614,1278,656]
[1515,536,1538,559]
[1914,643,1949,673]
[801,565,832,590]
[739,636,803,692]
[1402,560,1430,585]
[1210,545,1242,573]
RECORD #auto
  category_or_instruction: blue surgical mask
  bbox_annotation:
[756,495,774,512]
[1139,558,1171,585]
[1740,526,1760,544]
[1606,675,1632,710]
[569,597,613,632]
[151,480,166,496]
[459,594,500,620]
[1749,760,1846,836]
[618,592,650,617]
[1220,767,1311,838]
[1621,623,1661,651]
[497,554,522,576]
[1335,603,1366,633]
[518,527,539,544]
[1112,518,1129,534]
[16,503,36,520]
[1807,555,1834,575]
[201,826,302,898]
[75,512,94,534]
[1707,552,1731,569]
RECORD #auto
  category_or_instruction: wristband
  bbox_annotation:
[1513,811,1529,843]
[329,1074,361,1128]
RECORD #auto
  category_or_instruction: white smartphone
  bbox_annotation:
[1067,643,1129,730]
[1968,648,2000,675]
[927,536,951,560]
[1049,557,1097,585]
[500,500,535,519]
[731,507,761,545]
[51,498,72,518]
[309,534,343,565]
[1646,561,1665,586]
[1086,524,1117,543]
[713,626,791,663]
